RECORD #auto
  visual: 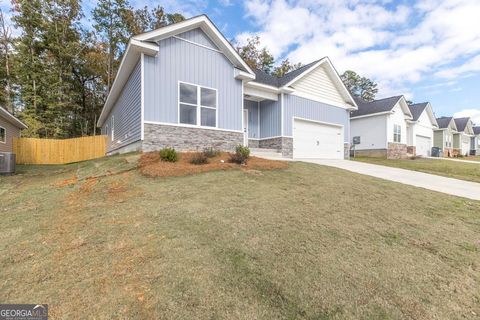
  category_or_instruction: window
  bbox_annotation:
[393,124,401,143]
[0,126,5,144]
[179,82,217,127]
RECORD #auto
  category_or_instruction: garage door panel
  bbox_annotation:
[293,119,344,159]
[416,135,431,157]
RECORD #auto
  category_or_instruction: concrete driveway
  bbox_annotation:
[298,159,480,201]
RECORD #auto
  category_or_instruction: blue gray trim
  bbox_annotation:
[244,99,259,139]
[176,28,219,50]
[103,60,142,152]
[283,95,350,142]
[144,36,242,131]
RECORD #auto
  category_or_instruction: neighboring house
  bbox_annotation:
[453,117,474,156]
[473,126,480,155]
[350,95,413,159]
[406,102,438,157]
[434,117,457,157]
[0,106,27,153]
[97,15,358,159]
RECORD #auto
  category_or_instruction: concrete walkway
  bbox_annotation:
[426,157,480,165]
[298,159,480,201]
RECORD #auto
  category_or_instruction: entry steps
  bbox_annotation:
[249,148,283,159]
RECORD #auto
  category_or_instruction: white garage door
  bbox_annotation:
[416,135,431,157]
[293,119,344,159]
[461,138,470,156]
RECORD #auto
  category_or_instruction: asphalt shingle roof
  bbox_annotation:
[252,59,322,88]
[454,117,470,132]
[436,117,453,129]
[350,96,403,118]
[408,102,429,121]
[474,127,480,135]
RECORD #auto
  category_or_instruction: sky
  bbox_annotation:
[1,0,480,125]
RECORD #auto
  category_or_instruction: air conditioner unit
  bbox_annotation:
[0,152,16,175]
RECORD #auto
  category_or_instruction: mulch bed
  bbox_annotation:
[138,152,288,178]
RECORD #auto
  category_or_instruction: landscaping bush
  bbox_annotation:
[229,145,250,164]
[203,147,220,158]
[159,147,178,162]
[190,152,209,165]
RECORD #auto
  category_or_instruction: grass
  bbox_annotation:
[353,157,480,183]
[1,153,480,319]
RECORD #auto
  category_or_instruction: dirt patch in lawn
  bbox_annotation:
[138,151,288,178]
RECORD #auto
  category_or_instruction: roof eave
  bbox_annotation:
[0,108,27,129]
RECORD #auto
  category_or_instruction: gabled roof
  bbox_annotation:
[408,103,428,121]
[474,126,480,135]
[454,117,471,132]
[98,15,255,127]
[436,116,455,129]
[252,58,357,109]
[0,106,27,129]
[351,95,407,118]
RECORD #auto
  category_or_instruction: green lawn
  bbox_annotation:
[1,154,480,319]
[353,157,480,183]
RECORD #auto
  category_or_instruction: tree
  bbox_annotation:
[340,70,378,102]
[0,9,15,113]
[236,36,274,73]
[272,59,302,77]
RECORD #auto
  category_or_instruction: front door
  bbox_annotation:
[243,109,248,146]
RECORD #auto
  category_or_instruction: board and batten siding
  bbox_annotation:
[259,98,281,138]
[144,34,243,131]
[244,100,259,139]
[350,114,388,150]
[283,95,350,142]
[0,116,21,153]
[176,28,219,50]
[290,64,345,106]
[103,60,142,152]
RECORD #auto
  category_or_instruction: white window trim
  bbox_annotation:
[0,125,6,144]
[393,124,401,143]
[178,81,218,129]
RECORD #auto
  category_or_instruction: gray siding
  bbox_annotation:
[260,98,281,138]
[176,28,219,50]
[0,116,21,153]
[283,94,350,142]
[244,100,259,139]
[144,35,243,131]
[103,60,142,152]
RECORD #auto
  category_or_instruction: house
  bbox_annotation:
[350,95,413,159]
[97,15,358,159]
[473,126,480,155]
[453,117,474,156]
[406,102,438,157]
[0,106,27,153]
[434,117,457,157]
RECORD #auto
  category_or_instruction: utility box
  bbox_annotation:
[0,152,16,175]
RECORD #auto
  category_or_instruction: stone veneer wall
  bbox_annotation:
[387,143,407,159]
[443,148,453,157]
[407,146,416,156]
[258,137,293,158]
[143,123,243,153]
[248,139,259,148]
[344,143,350,159]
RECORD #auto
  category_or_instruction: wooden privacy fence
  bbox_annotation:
[13,135,107,165]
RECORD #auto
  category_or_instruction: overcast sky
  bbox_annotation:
[2,0,480,124]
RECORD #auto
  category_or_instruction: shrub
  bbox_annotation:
[203,147,220,158]
[159,147,178,162]
[229,145,250,164]
[190,152,208,165]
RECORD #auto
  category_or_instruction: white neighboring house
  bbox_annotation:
[473,127,480,155]
[406,102,438,157]
[453,117,474,156]
[350,96,413,159]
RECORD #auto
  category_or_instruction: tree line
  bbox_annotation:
[0,1,379,139]
[0,0,184,138]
